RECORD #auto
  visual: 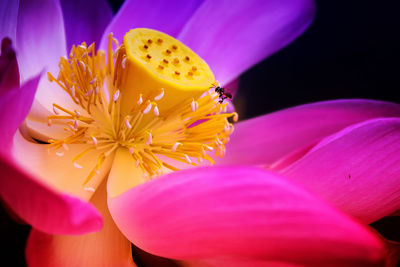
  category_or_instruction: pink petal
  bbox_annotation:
[0,38,20,91]
[217,99,400,166]
[178,0,316,84]
[0,0,19,42]
[0,154,102,235]
[0,74,40,152]
[60,0,112,50]
[16,0,66,82]
[99,0,205,49]
[108,166,384,266]
[280,118,400,224]
[26,183,135,267]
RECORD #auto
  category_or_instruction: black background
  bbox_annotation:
[1,0,399,266]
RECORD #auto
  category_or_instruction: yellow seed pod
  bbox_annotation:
[119,28,215,115]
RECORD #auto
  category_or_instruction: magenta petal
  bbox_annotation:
[0,38,20,91]
[0,0,19,43]
[218,99,400,166]
[0,75,40,152]
[0,155,102,235]
[108,166,384,266]
[281,118,400,224]
[60,0,112,50]
[16,0,66,81]
[100,0,204,49]
[178,0,315,84]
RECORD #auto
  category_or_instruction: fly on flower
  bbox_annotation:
[212,82,232,104]
[45,28,237,193]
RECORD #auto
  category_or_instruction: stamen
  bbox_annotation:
[153,106,159,116]
[137,94,143,105]
[184,154,192,164]
[191,99,198,112]
[53,106,59,115]
[113,90,120,102]
[146,132,153,145]
[125,117,132,129]
[172,142,181,152]
[143,101,152,114]
[46,29,236,186]
[154,88,164,101]
[73,162,83,169]
[91,136,98,146]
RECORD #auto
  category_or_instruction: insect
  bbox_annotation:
[211,82,232,104]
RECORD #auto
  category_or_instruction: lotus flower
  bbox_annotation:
[1,0,399,266]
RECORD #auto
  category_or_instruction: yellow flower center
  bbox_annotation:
[46,28,236,185]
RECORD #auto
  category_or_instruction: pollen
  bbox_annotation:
[46,28,236,188]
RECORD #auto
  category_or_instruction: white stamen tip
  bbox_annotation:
[185,154,192,164]
[125,118,132,129]
[75,110,81,117]
[78,44,86,50]
[95,169,100,175]
[113,90,120,102]
[79,60,86,72]
[74,120,79,130]
[200,90,208,98]
[191,99,198,112]
[121,57,127,69]
[153,106,159,116]
[137,94,143,105]
[143,102,152,114]
[53,106,59,115]
[129,147,134,154]
[146,133,153,145]
[84,187,95,192]
[154,89,164,101]
[90,77,97,84]
[204,145,213,151]
[136,159,140,167]
[94,87,99,94]
[73,162,83,169]
[62,143,69,151]
[55,152,64,157]
[172,142,181,152]
[91,136,98,146]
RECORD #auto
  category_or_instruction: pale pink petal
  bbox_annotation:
[0,154,102,235]
[0,0,19,42]
[99,0,205,49]
[0,74,40,152]
[60,0,112,50]
[217,99,400,166]
[26,182,136,267]
[108,166,384,266]
[178,0,315,84]
[281,118,400,224]
[12,131,112,201]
